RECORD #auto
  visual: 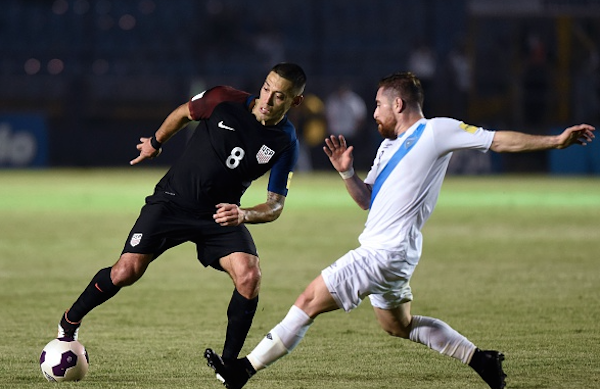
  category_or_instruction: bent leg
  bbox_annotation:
[64,253,153,326]
[374,305,505,388]
[374,303,476,363]
[247,275,339,371]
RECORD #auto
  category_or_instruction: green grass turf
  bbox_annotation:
[1,169,599,388]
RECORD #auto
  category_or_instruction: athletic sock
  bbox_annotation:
[222,289,259,361]
[66,267,121,323]
[247,305,313,371]
[408,315,476,364]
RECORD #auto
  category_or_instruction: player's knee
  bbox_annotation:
[233,265,261,299]
[111,255,149,287]
[110,266,140,287]
[382,327,410,339]
[295,289,312,306]
[294,289,324,318]
[380,322,411,339]
[110,267,135,287]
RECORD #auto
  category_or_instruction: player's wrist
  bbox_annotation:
[239,208,247,224]
[150,136,162,150]
[339,167,355,180]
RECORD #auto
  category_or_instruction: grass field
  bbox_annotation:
[1,169,599,389]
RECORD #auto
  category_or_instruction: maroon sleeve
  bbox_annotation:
[188,86,252,120]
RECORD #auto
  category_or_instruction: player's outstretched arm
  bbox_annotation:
[213,192,285,226]
[130,103,193,165]
[323,135,372,210]
[490,123,595,153]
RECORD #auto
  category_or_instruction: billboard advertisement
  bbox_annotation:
[0,114,48,168]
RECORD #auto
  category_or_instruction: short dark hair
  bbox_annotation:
[271,62,307,95]
[378,71,424,109]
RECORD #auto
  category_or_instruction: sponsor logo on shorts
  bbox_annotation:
[130,233,142,247]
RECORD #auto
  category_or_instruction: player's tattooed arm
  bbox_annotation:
[213,191,285,226]
[242,191,285,224]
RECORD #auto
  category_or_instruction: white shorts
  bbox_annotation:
[321,246,417,312]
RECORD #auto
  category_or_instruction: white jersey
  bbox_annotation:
[359,117,495,253]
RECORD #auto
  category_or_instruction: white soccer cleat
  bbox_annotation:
[57,323,79,340]
[57,312,81,340]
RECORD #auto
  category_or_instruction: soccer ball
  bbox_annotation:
[40,338,89,382]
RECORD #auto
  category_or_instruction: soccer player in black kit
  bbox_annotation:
[56,63,307,366]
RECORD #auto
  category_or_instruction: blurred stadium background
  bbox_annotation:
[1,0,599,172]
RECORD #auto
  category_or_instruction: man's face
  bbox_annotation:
[373,87,398,139]
[253,71,301,126]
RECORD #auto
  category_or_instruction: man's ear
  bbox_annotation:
[292,95,304,108]
[396,97,406,114]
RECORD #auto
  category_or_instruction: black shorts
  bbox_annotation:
[122,195,257,269]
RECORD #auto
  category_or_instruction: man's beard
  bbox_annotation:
[377,121,397,140]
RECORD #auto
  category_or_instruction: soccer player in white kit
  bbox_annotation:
[205,72,595,389]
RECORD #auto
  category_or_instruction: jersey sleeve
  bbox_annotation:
[266,140,298,196]
[432,118,495,155]
[188,86,251,120]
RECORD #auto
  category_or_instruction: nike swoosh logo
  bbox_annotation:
[218,121,235,131]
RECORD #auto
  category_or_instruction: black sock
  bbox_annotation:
[240,357,257,377]
[222,289,258,361]
[66,267,121,323]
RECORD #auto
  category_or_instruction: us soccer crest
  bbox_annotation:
[130,233,142,247]
[256,145,275,164]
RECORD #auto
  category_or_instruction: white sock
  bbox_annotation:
[247,305,313,371]
[408,315,477,364]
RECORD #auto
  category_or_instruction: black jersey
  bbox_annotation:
[153,86,299,212]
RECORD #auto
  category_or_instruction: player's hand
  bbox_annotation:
[557,124,595,149]
[130,137,162,165]
[214,203,245,226]
[323,135,354,173]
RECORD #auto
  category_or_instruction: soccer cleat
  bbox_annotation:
[204,348,255,389]
[469,349,507,389]
[57,311,81,340]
